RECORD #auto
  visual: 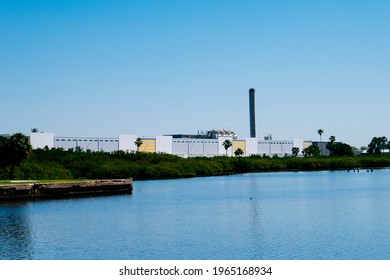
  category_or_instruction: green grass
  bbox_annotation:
[0,179,92,185]
[0,180,35,185]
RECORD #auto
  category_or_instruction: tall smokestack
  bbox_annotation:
[249,88,256,138]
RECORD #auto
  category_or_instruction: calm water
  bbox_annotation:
[1,169,390,260]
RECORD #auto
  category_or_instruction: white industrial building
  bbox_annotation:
[29,130,305,157]
[27,88,319,157]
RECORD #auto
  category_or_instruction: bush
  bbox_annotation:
[15,161,73,180]
[4,148,390,181]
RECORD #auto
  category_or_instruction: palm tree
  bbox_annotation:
[317,129,324,155]
[134,137,143,152]
[292,147,300,157]
[317,129,324,142]
[222,139,232,156]
[326,135,336,155]
[304,144,320,157]
[0,136,10,168]
[234,148,244,157]
[0,133,32,179]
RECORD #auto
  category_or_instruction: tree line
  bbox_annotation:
[1,133,390,181]
[0,133,32,179]
[296,129,389,157]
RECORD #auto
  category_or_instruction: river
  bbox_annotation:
[1,169,389,260]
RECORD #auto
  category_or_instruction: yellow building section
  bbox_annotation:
[303,141,312,149]
[233,140,246,154]
[140,139,156,153]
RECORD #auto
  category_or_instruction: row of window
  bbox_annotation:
[258,142,293,145]
[53,138,292,146]
[173,140,218,144]
[54,139,292,145]
[55,139,118,143]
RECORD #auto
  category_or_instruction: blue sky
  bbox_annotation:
[1,0,389,148]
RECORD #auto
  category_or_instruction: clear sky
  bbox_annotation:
[1,0,389,148]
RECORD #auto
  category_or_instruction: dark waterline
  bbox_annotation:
[1,169,390,260]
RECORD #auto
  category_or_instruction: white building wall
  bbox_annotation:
[218,136,234,156]
[172,140,187,156]
[75,138,98,151]
[188,141,205,156]
[55,138,78,150]
[293,138,304,155]
[156,135,173,154]
[172,139,220,157]
[30,132,55,149]
[258,141,271,156]
[258,140,294,157]
[30,131,308,158]
[270,143,282,155]
[245,138,258,156]
[95,138,118,152]
[54,137,118,152]
[204,140,219,156]
[281,142,293,155]
[119,135,138,152]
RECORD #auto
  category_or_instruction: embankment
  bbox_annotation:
[0,179,133,201]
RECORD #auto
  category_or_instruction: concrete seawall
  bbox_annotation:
[0,179,133,201]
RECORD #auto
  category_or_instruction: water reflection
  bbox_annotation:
[1,170,390,259]
[248,175,264,259]
[0,203,33,259]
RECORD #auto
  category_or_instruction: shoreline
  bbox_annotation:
[0,178,133,201]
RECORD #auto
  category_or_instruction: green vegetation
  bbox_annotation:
[326,136,354,156]
[0,133,32,179]
[234,148,244,157]
[292,147,300,157]
[2,133,390,182]
[367,136,389,154]
[303,144,321,156]
[222,139,232,156]
[0,180,30,185]
[1,147,390,181]
[317,129,324,155]
[134,137,143,152]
